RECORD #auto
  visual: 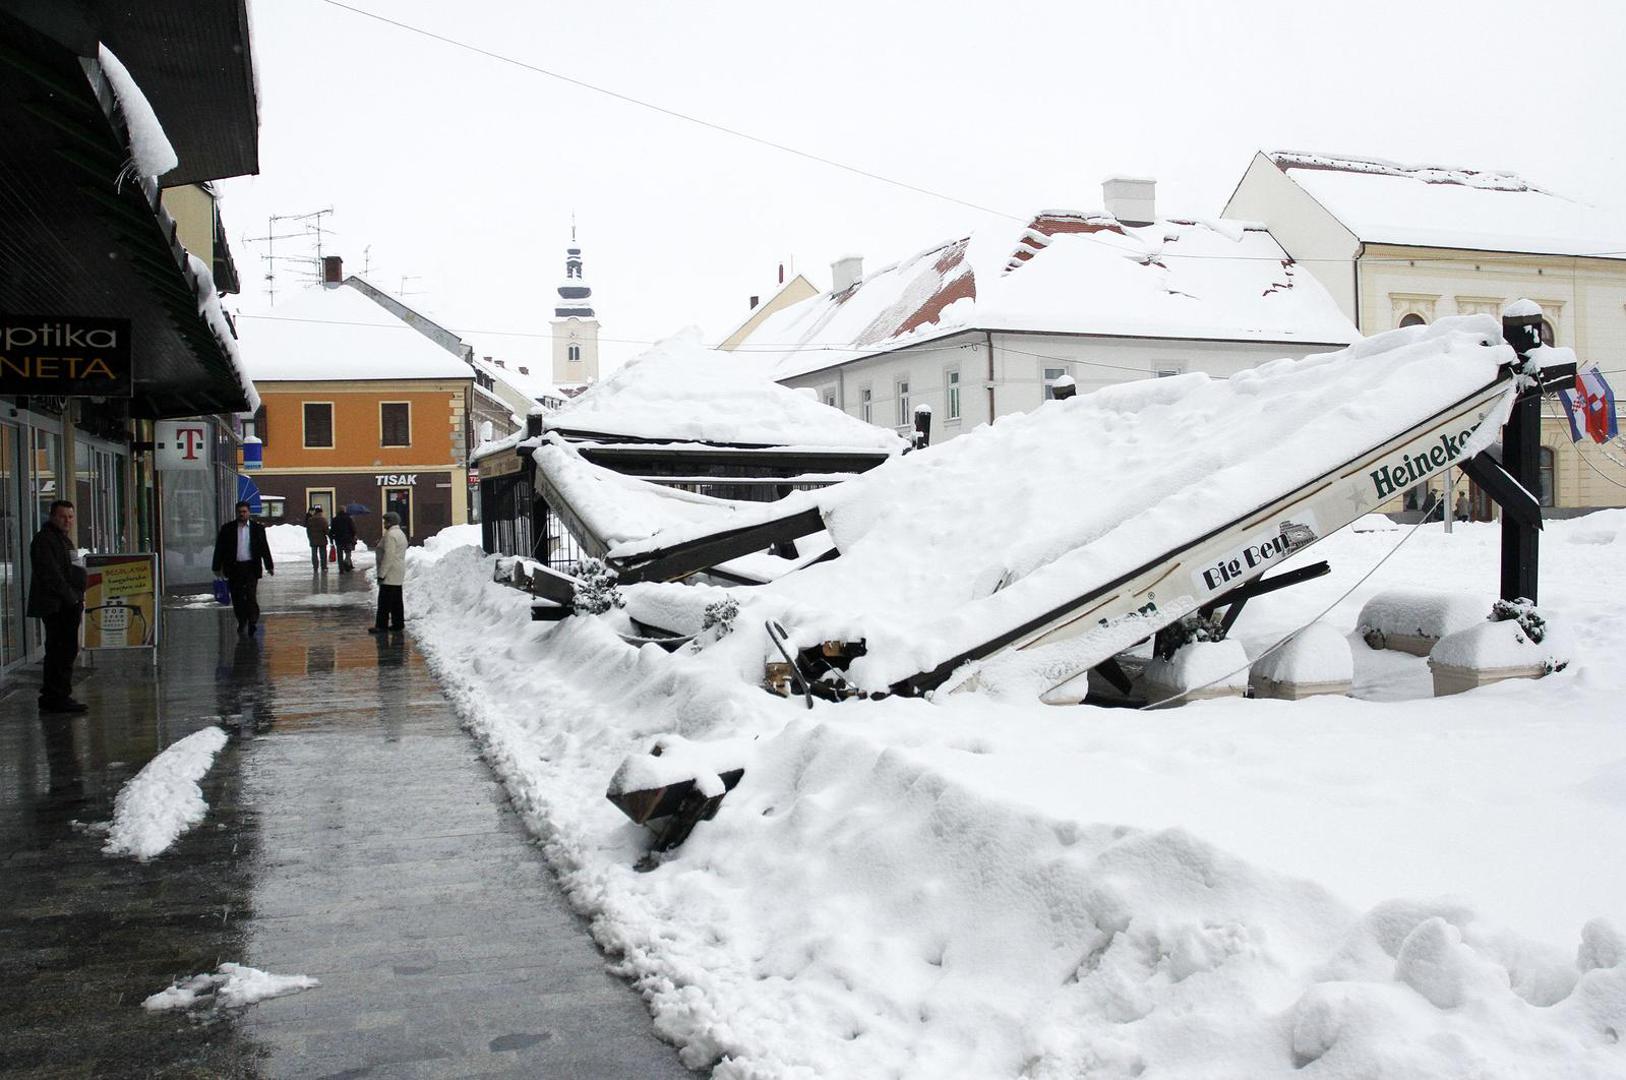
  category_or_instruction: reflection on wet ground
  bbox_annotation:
[1,567,692,1078]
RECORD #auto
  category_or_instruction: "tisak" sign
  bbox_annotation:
[0,315,132,397]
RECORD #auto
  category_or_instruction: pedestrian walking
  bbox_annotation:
[330,506,357,573]
[1455,491,1471,523]
[368,511,408,634]
[28,500,88,714]
[306,506,330,572]
[212,500,275,636]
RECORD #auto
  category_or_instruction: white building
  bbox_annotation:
[1224,150,1626,512]
[722,180,1357,444]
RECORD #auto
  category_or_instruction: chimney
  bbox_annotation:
[749,295,760,310]
[321,255,343,287]
[518,366,529,375]
[1102,177,1156,225]
[831,254,863,293]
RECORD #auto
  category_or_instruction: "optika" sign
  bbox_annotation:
[0,315,131,396]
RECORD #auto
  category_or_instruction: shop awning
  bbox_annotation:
[236,473,261,514]
[0,10,259,418]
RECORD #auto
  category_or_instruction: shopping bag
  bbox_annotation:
[328,543,338,563]
[213,578,231,605]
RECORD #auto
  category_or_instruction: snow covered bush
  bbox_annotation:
[1490,597,1547,644]
[572,558,624,615]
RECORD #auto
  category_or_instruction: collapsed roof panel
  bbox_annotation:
[548,330,907,452]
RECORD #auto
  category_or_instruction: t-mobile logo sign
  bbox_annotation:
[155,420,210,470]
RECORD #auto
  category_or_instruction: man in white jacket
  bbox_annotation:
[368,511,408,634]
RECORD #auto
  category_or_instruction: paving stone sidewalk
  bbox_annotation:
[0,564,694,1079]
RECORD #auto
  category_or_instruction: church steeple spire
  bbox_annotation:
[555,230,594,319]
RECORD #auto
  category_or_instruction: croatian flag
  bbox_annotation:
[1557,366,1619,444]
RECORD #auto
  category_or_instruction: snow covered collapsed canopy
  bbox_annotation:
[549,331,906,451]
[735,211,1359,380]
[710,317,1515,689]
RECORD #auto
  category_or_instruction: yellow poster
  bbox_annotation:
[84,553,158,650]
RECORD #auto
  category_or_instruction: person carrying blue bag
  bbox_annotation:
[212,500,274,636]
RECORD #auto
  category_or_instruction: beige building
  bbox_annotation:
[1225,151,1626,514]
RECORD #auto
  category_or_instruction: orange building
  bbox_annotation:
[237,276,475,542]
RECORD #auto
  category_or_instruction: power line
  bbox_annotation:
[320,1,1626,269]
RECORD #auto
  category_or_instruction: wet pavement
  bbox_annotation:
[0,563,694,1079]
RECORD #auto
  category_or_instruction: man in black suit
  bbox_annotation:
[211,501,274,635]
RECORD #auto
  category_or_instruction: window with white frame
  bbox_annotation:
[1043,365,1071,400]
[860,386,873,423]
[945,368,961,420]
[896,378,911,425]
[303,402,334,448]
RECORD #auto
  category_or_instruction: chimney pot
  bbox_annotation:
[749,295,760,310]
[831,254,863,294]
[321,255,343,287]
[518,366,529,375]
[1102,177,1156,225]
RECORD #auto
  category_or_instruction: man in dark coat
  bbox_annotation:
[212,500,275,636]
[329,507,357,573]
[27,499,88,714]
[306,506,330,572]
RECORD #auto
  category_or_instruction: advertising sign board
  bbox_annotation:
[84,553,159,650]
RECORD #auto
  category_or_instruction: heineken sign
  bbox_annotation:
[1367,425,1477,501]
[0,315,132,397]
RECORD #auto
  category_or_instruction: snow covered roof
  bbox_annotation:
[732,211,1359,380]
[549,330,907,452]
[474,355,568,405]
[1268,151,1626,258]
[236,283,477,382]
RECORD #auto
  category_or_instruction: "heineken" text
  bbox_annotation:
[1368,427,1475,500]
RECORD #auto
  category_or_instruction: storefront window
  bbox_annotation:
[32,427,61,533]
[0,421,22,670]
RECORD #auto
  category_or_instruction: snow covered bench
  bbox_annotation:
[1427,601,1571,696]
[606,745,745,853]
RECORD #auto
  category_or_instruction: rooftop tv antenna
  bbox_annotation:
[244,207,333,306]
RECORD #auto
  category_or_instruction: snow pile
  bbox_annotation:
[1143,639,1249,697]
[1252,622,1354,684]
[95,46,177,178]
[102,727,229,860]
[636,317,1514,694]
[266,522,315,557]
[143,963,318,1012]
[403,516,1626,1077]
[1358,589,1488,648]
[420,522,482,558]
[553,329,905,451]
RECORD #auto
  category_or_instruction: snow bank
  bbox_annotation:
[266,522,314,557]
[401,511,1626,1077]
[420,522,482,558]
[143,963,318,1012]
[103,727,229,860]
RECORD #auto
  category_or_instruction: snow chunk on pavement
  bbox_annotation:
[143,963,318,1012]
[103,727,228,860]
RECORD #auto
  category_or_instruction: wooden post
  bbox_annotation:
[1500,303,1543,603]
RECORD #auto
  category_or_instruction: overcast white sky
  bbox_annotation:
[219,0,1626,373]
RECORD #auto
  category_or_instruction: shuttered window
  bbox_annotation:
[303,402,333,448]
[380,402,411,447]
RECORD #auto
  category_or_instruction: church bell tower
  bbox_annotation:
[551,226,599,385]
